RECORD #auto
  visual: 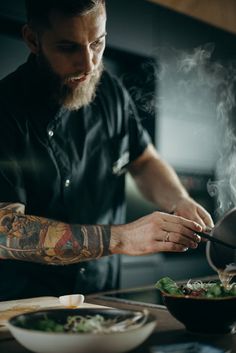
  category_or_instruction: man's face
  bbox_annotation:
[35,4,106,110]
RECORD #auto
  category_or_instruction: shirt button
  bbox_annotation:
[48,130,54,137]
[65,179,70,187]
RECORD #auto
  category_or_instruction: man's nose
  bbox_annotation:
[74,47,94,74]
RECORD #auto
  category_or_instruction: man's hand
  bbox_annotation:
[110,212,202,256]
[173,196,214,230]
[129,145,214,231]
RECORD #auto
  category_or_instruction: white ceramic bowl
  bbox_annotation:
[7,308,157,353]
[59,294,84,307]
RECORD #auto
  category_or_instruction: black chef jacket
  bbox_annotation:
[0,55,151,300]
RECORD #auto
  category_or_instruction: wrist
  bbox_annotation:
[109,225,124,254]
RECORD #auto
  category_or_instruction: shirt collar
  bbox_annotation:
[24,54,61,117]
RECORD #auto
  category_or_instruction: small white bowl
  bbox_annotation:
[59,294,84,308]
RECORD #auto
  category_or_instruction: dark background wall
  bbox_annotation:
[1,0,236,287]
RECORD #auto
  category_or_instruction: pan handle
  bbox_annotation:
[195,231,236,250]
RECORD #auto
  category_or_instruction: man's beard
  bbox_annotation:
[36,50,103,111]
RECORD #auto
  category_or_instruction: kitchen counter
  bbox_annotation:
[0,287,235,353]
[86,284,236,353]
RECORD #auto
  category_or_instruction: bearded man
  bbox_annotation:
[0,0,213,300]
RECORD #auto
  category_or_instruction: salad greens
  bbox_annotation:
[155,277,236,298]
[19,314,122,333]
[63,315,116,333]
[32,318,64,332]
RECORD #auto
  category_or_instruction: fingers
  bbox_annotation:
[173,197,214,229]
[149,233,191,253]
[187,208,213,229]
[149,212,201,252]
[152,240,189,253]
[160,212,203,232]
[174,208,206,228]
[161,219,201,241]
[190,214,206,228]
[147,241,195,255]
[197,206,214,229]
[159,229,200,250]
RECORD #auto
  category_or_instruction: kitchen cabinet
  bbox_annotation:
[120,245,215,289]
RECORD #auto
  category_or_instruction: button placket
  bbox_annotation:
[64,179,70,188]
[46,110,73,202]
[48,130,54,137]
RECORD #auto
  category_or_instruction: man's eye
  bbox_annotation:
[91,39,104,50]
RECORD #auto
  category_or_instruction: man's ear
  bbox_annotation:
[22,24,40,54]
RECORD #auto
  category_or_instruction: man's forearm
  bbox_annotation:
[139,156,189,212]
[0,204,111,264]
[129,144,189,213]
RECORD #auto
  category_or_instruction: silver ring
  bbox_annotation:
[163,231,170,242]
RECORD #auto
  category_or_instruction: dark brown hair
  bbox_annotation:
[25,0,105,30]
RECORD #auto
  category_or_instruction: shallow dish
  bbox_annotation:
[7,308,157,353]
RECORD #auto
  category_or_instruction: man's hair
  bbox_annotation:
[25,0,105,30]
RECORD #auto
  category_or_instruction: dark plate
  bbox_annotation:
[163,293,236,334]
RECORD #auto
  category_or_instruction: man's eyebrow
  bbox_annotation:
[94,32,107,40]
[90,32,107,43]
[56,32,107,45]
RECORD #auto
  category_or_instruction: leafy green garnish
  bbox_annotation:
[155,276,236,298]
[155,277,182,295]
[19,314,117,334]
[31,319,64,332]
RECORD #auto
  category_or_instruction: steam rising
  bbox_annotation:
[120,43,236,218]
[156,43,222,119]
[153,44,236,218]
[208,61,236,217]
[121,60,158,117]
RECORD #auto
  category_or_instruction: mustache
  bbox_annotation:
[64,62,104,84]
[64,70,98,83]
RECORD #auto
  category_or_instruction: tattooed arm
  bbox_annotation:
[0,202,204,264]
[0,203,110,265]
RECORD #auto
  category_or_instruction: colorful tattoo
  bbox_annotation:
[0,203,111,264]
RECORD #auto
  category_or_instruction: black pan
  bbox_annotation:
[204,207,236,271]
